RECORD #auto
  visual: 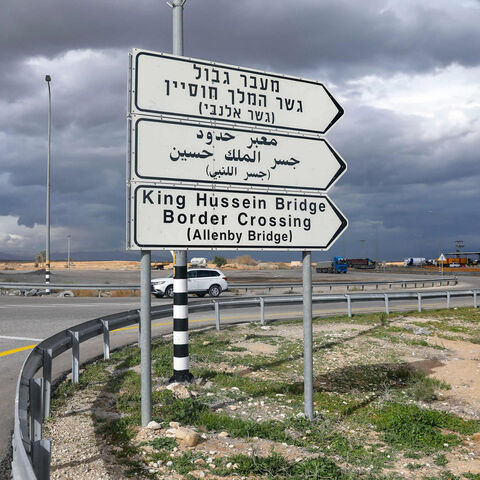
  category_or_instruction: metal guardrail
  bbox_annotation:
[231,277,457,292]
[12,287,477,479]
[0,277,457,295]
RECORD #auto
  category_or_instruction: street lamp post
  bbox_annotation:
[360,239,365,259]
[367,220,381,269]
[67,235,71,269]
[45,75,52,293]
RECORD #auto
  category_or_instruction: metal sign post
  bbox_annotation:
[140,250,152,425]
[303,250,314,420]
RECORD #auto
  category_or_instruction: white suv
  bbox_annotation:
[151,268,228,298]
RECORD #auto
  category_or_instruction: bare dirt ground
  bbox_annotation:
[44,307,480,480]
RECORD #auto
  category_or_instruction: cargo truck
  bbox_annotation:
[436,257,468,266]
[403,257,426,267]
[347,258,376,269]
[316,257,348,274]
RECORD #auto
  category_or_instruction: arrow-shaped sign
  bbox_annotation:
[131,117,346,192]
[131,184,348,251]
[131,49,343,136]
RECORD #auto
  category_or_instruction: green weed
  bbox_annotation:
[373,403,479,451]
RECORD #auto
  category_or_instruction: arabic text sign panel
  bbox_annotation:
[132,118,346,192]
[131,49,343,135]
[130,185,347,251]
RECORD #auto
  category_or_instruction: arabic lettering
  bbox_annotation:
[247,136,278,149]
[225,150,260,163]
[170,148,213,161]
[244,171,267,181]
[206,165,238,179]
[196,129,236,145]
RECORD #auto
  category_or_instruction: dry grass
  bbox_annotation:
[109,289,140,297]
[71,289,97,297]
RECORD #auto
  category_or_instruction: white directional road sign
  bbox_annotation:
[131,117,346,192]
[129,185,348,251]
[130,49,343,136]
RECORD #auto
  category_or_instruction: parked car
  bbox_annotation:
[151,268,228,298]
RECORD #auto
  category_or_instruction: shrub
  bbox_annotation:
[213,255,227,268]
[235,254,257,265]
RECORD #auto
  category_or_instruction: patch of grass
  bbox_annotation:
[113,345,141,369]
[213,452,352,479]
[372,403,479,451]
[198,410,290,442]
[434,454,448,466]
[142,436,177,451]
[152,343,173,378]
[78,360,111,387]
[193,370,303,398]
[407,371,450,402]
[98,416,138,444]
[369,330,445,350]
[423,471,460,480]
[171,451,205,475]
[154,397,209,424]
[464,473,480,480]
[116,391,141,415]
[106,369,141,394]
[50,379,78,411]
[313,312,388,326]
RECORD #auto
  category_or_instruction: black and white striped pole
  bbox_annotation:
[168,0,193,383]
[171,249,193,382]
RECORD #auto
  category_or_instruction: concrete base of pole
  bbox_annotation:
[169,371,194,383]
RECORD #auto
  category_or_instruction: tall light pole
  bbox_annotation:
[368,220,381,268]
[360,239,365,259]
[67,235,71,269]
[45,75,52,293]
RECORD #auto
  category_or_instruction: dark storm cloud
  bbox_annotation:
[1,0,480,257]
[1,1,480,79]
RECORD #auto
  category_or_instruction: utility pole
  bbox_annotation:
[455,240,464,255]
[45,75,52,293]
[360,239,365,259]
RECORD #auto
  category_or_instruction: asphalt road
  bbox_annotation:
[1,270,480,472]
[0,266,469,287]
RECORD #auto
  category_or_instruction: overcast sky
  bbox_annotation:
[1,0,479,261]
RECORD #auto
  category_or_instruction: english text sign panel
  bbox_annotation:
[131,117,346,192]
[129,184,347,251]
[131,49,343,136]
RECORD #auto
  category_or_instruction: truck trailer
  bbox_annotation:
[316,257,348,274]
[346,258,376,269]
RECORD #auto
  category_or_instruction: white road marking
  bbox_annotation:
[0,335,43,342]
